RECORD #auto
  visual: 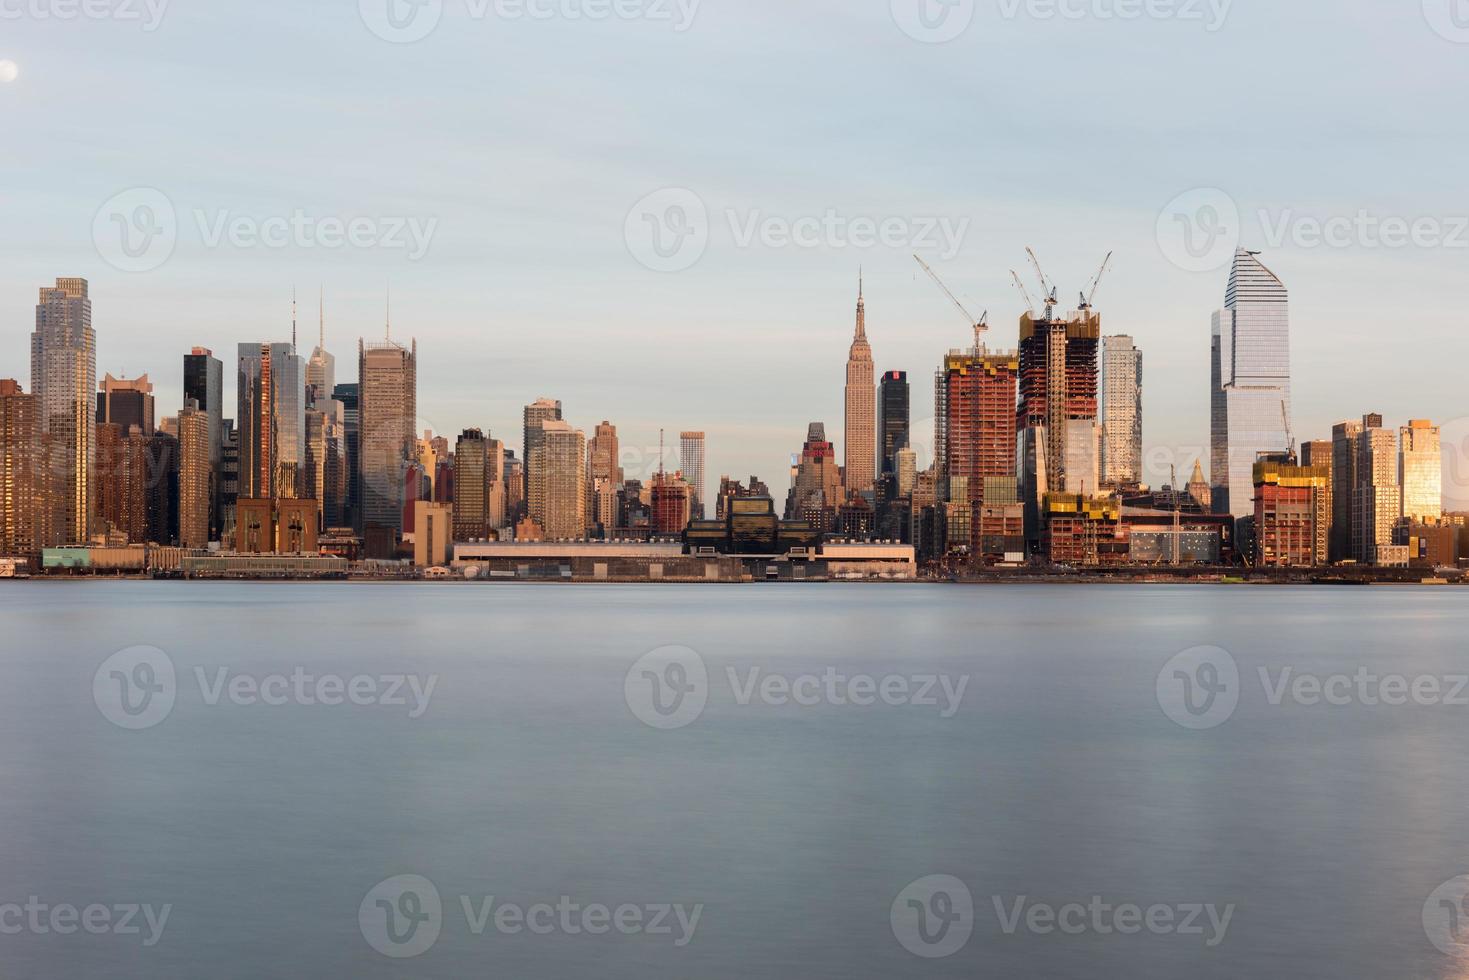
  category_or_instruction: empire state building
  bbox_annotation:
[844,277,876,495]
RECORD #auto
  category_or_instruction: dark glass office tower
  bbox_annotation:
[877,370,909,475]
[333,382,361,532]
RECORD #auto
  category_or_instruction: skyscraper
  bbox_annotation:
[183,347,223,535]
[527,419,585,540]
[306,292,336,407]
[333,382,360,531]
[679,431,707,519]
[1400,419,1442,522]
[453,428,492,541]
[877,371,909,478]
[523,398,563,501]
[589,421,622,485]
[237,343,306,500]
[1330,419,1363,562]
[1354,420,1399,563]
[358,335,417,537]
[31,277,95,544]
[1099,335,1142,488]
[844,278,876,496]
[1017,302,1100,544]
[96,374,155,435]
[941,348,1019,511]
[0,380,42,556]
[178,401,211,548]
[786,422,844,531]
[1210,249,1292,518]
[145,429,179,545]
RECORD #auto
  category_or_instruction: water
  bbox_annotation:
[2,582,1467,979]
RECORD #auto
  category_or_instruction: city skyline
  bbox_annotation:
[4,253,1467,525]
[5,4,1467,495]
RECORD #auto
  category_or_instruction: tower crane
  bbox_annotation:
[1281,401,1296,462]
[1025,246,1059,318]
[1010,270,1038,318]
[913,254,988,350]
[1079,250,1114,311]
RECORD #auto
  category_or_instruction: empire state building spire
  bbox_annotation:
[844,272,876,495]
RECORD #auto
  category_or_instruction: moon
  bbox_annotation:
[0,61,18,84]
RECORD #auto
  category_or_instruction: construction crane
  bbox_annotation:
[1281,401,1296,462]
[1079,250,1114,311]
[914,254,988,350]
[1010,270,1038,318]
[1025,246,1059,318]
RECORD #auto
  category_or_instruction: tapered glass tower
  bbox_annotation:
[1210,249,1292,518]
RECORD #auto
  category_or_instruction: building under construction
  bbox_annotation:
[1252,455,1329,566]
[939,348,1019,501]
[1042,492,1123,566]
[1012,250,1111,551]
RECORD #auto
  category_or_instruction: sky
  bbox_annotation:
[2,0,1468,502]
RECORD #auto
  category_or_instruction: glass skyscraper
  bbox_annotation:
[1099,335,1142,488]
[1210,249,1292,518]
[877,370,909,477]
[237,343,306,501]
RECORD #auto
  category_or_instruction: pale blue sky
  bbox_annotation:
[2,0,1467,495]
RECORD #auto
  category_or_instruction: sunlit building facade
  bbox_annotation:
[1400,419,1441,522]
[1210,249,1292,518]
[1099,335,1142,488]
